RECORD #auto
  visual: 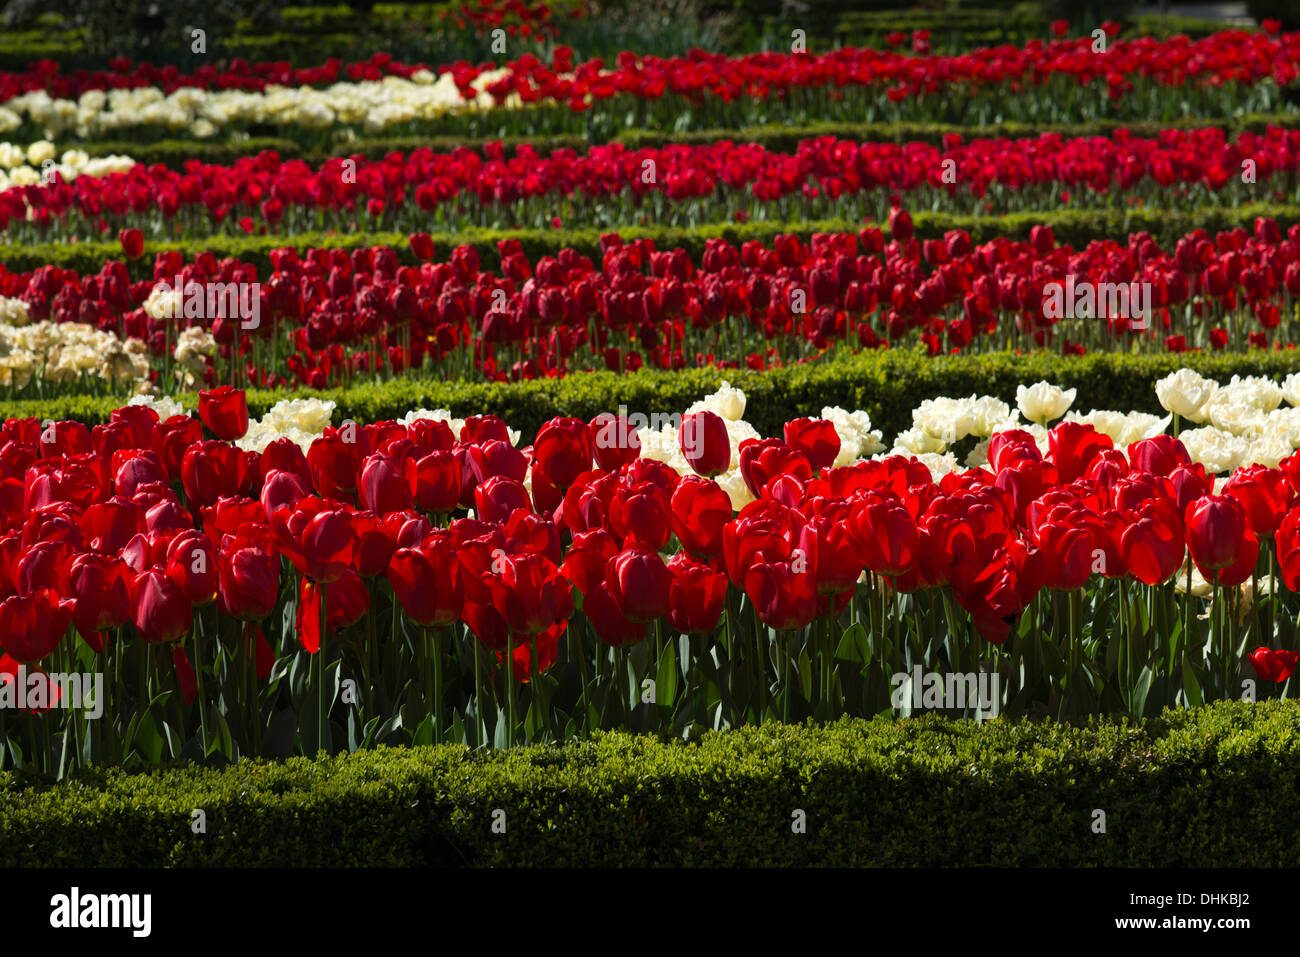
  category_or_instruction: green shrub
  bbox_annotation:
[3,701,1298,866]
[15,350,1300,442]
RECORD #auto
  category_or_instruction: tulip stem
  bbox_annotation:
[316,581,328,756]
[429,627,442,744]
[505,631,515,748]
[193,621,209,758]
[528,635,541,740]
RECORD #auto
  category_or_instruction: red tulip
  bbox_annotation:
[783,418,840,471]
[198,386,249,440]
[1120,513,1184,586]
[132,568,193,643]
[388,543,462,627]
[1127,435,1190,476]
[166,528,218,605]
[533,417,593,490]
[590,413,641,471]
[297,571,370,653]
[0,588,74,663]
[359,452,412,515]
[850,494,917,578]
[667,553,727,635]
[1048,422,1113,484]
[1248,647,1298,683]
[669,475,732,558]
[406,450,461,513]
[1222,465,1290,538]
[679,411,730,478]
[606,548,672,622]
[1184,495,1247,575]
[119,228,144,260]
[217,542,279,620]
[738,438,812,499]
[62,552,134,641]
[582,581,646,647]
[487,551,573,637]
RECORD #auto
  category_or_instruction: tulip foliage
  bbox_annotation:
[0,388,1298,777]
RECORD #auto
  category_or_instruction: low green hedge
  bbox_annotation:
[75,112,1300,167]
[16,350,1300,442]
[5,203,1300,279]
[3,700,1299,866]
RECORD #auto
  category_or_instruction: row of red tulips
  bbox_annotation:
[4,30,1297,147]
[1,385,1297,773]
[3,26,1292,106]
[12,216,1300,397]
[11,126,1300,240]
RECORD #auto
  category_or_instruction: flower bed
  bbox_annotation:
[7,125,1300,240]
[2,373,1299,775]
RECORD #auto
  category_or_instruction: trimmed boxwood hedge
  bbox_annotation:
[15,349,1300,443]
[3,700,1299,866]
[7,203,1300,279]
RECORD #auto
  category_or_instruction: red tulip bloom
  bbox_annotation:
[307,434,361,500]
[667,553,727,635]
[606,548,672,622]
[1222,465,1290,538]
[0,588,74,663]
[181,440,254,510]
[1120,513,1184,586]
[1184,495,1248,575]
[679,411,730,478]
[488,551,573,637]
[474,476,532,523]
[742,531,818,631]
[406,450,462,514]
[261,468,312,517]
[738,438,812,499]
[561,528,620,595]
[198,386,249,440]
[533,417,593,490]
[590,413,641,472]
[1048,422,1113,484]
[850,494,918,578]
[133,568,193,643]
[1248,647,1299,683]
[409,233,435,261]
[359,452,412,516]
[609,481,671,550]
[61,552,134,642]
[670,475,731,558]
[583,581,646,648]
[119,228,144,260]
[1127,435,1190,476]
[297,571,370,653]
[217,542,279,621]
[166,529,218,605]
[388,543,462,627]
[783,418,840,471]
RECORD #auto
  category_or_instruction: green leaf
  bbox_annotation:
[656,641,679,713]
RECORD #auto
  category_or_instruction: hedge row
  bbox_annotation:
[73,112,1300,167]
[17,349,1300,442]
[3,700,1299,866]
[7,203,1300,279]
